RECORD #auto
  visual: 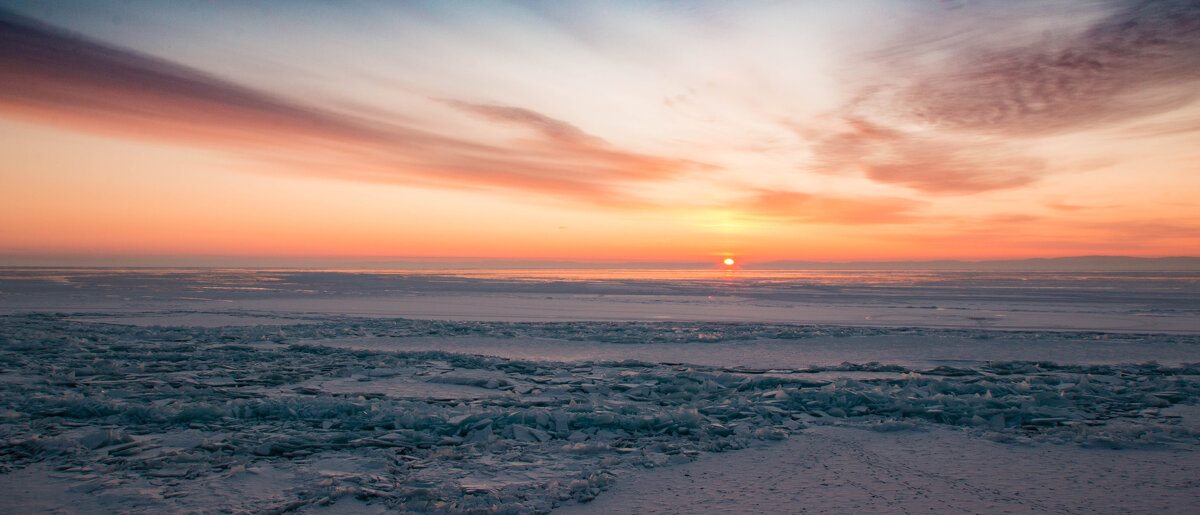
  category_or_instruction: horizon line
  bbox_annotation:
[2,254,1199,272]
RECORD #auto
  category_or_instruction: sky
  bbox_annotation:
[1,0,1198,265]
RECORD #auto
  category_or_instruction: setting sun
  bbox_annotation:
[723,258,735,266]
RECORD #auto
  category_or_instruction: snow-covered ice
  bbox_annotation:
[1,269,1198,513]
[560,422,1200,514]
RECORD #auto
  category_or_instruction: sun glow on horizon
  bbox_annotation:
[723,258,735,266]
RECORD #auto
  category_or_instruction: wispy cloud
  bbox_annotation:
[810,119,1042,194]
[806,0,1200,194]
[1046,201,1089,212]
[0,11,407,146]
[870,212,1200,257]
[729,189,923,224]
[442,100,714,183]
[0,10,707,205]
[442,101,600,145]
[895,0,1200,136]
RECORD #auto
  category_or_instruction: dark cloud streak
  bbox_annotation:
[809,0,1200,195]
[0,10,406,146]
[905,0,1200,135]
[0,10,706,206]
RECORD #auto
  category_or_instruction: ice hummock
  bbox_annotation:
[2,313,1198,513]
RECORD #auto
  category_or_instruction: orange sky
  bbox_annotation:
[1,1,1198,265]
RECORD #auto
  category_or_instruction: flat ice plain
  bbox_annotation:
[1,268,1198,513]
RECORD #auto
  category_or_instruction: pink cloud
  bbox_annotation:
[0,11,709,206]
[811,119,1041,194]
[731,189,923,224]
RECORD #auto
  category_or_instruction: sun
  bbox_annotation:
[723,258,735,266]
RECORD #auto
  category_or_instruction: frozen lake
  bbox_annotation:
[3,268,1198,332]
[1,269,1198,513]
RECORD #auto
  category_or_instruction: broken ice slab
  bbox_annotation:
[1030,417,1070,426]
[79,429,133,450]
[511,425,551,443]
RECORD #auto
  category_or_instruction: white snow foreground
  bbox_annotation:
[1,314,1199,513]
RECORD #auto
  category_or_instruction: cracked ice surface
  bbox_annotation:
[2,314,1200,513]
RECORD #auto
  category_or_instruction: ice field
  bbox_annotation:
[1,269,1198,513]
